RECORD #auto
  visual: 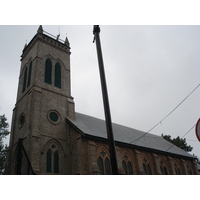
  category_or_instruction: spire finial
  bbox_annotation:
[65,33,69,45]
[37,25,43,34]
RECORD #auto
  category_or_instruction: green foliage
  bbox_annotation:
[161,134,193,152]
[0,114,10,174]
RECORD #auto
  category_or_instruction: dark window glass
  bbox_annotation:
[22,67,28,92]
[97,157,104,175]
[45,59,52,84]
[20,115,25,126]
[49,112,58,122]
[122,161,127,174]
[27,61,32,87]
[143,163,147,174]
[46,149,52,173]
[160,166,163,174]
[147,164,152,175]
[163,166,168,175]
[128,161,133,175]
[105,158,111,175]
[55,63,61,88]
[54,151,59,174]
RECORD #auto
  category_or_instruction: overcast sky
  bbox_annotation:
[0,25,200,158]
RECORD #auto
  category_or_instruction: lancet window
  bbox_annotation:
[46,145,60,174]
[45,58,52,84]
[97,149,111,175]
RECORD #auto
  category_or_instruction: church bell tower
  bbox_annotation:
[6,26,75,174]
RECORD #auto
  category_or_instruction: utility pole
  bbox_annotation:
[93,25,119,175]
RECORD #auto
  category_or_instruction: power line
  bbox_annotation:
[130,83,200,144]
[147,83,200,133]
[165,124,196,152]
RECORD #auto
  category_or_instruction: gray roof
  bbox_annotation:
[67,112,194,159]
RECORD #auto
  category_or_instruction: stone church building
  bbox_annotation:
[6,26,198,175]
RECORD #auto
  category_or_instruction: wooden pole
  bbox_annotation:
[93,25,119,175]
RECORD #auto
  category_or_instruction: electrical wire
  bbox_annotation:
[147,83,200,133]
[130,83,200,144]
[165,124,196,152]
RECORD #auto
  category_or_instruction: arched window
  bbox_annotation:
[174,163,181,175]
[46,146,60,174]
[160,160,168,175]
[97,157,104,175]
[160,165,168,175]
[46,149,52,173]
[55,63,61,88]
[45,58,52,84]
[97,151,112,175]
[122,153,134,175]
[143,157,152,175]
[22,67,28,92]
[27,61,32,87]
[54,151,59,174]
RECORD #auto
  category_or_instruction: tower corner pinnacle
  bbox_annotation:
[37,25,43,34]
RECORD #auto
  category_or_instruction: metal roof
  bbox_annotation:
[67,112,194,159]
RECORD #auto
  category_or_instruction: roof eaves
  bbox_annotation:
[83,133,195,160]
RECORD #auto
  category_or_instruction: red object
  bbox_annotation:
[196,118,200,141]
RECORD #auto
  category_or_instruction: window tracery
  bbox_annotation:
[174,163,181,175]
[142,157,152,175]
[97,148,111,175]
[122,153,133,175]
[46,144,59,174]
[160,160,168,175]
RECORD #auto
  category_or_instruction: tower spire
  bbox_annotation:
[37,25,43,34]
[65,34,69,45]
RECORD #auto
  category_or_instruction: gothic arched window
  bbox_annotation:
[45,58,52,84]
[46,145,60,174]
[160,160,168,175]
[97,150,112,175]
[22,67,28,92]
[122,153,134,175]
[27,61,32,87]
[174,163,181,175]
[55,63,61,88]
[143,157,152,175]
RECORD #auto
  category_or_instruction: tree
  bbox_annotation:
[161,134,193,152]
[0,114,10,174]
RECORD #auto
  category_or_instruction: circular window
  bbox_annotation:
[49,112,58,122]
[47,110,61,124]
[19,113,25,128]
